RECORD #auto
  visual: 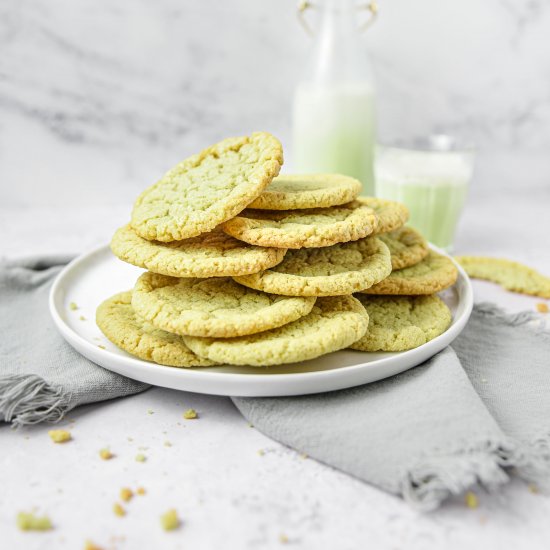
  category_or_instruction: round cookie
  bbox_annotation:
[379,226,429,270]
[182,295,369,367]
[221,201,378,249]
[111,224,286,278]
[131,132,283,242]
[357,197,409,234]
[360,251,458,295]
[234,237,392,297]
[248,174,361,210]
[96,291,215,367]
[132,273,316,338]
[350,295,452,352]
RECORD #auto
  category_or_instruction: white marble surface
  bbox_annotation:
[1,0,550,206]
[1,380,550,550]
[1,0,550,548]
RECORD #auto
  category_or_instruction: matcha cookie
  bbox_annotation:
[182,295,369,367]
[248,174,361,210]
[96,291,215,367]
[132,273,316,338]
[221,201,378,249]
[455,256,550,298]
[357,197,409,234]
[361,251,458,295]
[234,237,391,297]
[111,224,286,278]
[350,295,452,352]
[379,226,429,270]
[131,132,283,242]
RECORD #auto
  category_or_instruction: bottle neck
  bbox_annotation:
[309,0,372,86]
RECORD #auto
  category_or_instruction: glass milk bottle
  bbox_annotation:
[293,0,377,194]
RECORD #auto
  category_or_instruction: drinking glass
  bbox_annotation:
[375,135,475,252]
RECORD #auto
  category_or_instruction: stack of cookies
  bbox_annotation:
[96,132,458,368]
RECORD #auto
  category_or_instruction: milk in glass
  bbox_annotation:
[376,144,474,252]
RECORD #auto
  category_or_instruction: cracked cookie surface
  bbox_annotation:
[379,226,429,270]
[132,273,316,338]
[248,173,361,210]
[234,237,391,297]
[360,251,458,295]
[350,295,452,351]
[131,132,283,242]
[96,291,216,367]
[357,197,409,234]
[455,256,550,298]
[221,200,378,249]
[182,295,369,366]
[111,224,286,278]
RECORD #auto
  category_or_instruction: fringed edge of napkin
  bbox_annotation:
[0,374,70,427]
[475,301,549,334]
[403,302,550,511]
[402,437,550,511]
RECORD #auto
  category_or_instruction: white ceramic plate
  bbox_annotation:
[49,244,473,397]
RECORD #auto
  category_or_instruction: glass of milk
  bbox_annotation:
[292,0,377,194]
[375,135,475,252]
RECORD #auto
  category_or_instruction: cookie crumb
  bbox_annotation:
[69,302,78,311]
[17,511,53,531]
[164,441,172,447]
[120,488,133,502]
[528,483,539,494]
[536,302,549,313]
[135,453,147,463]
[79,315,86,321]
[248,422,254,428]
[257,449,265,456]
[183,408,198,420]
[48,430,71,443]
[99,448,114,460]
[465,491,478,509]
[85,540,104,550]
[279,534,289,544]
[113,503,126,517]
[137,487,146,496]
[300,452,308,459]
[98,345,106,350]
[147,409,154,415]
[127,437,134,442]
[160,509,180,531]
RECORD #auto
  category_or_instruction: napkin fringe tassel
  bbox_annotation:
[402,437,550,511]
[476,301,549,333]
[0,374,70,427]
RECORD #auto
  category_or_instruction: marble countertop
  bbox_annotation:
[1,184,550,550]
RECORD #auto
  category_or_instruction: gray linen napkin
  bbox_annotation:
[233,304,550,510]
[0,257,149,426]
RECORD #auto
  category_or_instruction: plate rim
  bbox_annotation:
[49,243,473,396]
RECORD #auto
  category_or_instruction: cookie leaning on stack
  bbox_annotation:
[97,131,458,368]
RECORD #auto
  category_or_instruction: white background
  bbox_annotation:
[1,1,549,548]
